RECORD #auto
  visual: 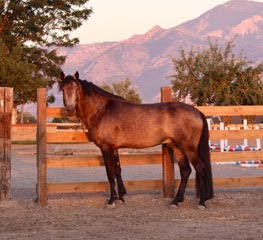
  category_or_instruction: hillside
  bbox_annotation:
[51,0,263,106]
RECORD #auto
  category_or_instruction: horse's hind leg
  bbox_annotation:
[186,150,207,207]
[113,149,126,201]
[101,148,118,205]
[170,147,191,206]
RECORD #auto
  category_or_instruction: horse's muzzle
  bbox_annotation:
[66,106,76,117]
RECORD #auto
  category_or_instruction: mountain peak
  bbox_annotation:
[177,0,263,36]
[127,25,163,44]
[224,0,259,7]
[147,25,163,34]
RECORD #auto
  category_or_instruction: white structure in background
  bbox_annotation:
[243,119,248,146]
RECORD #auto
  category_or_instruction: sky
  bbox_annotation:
[71,0,262,44]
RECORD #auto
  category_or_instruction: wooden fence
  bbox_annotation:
[36,87,263,206]
[0,87,13,201]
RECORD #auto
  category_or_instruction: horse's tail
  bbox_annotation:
[195,112,214,200]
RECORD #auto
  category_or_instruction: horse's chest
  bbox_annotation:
[88,124,112,145]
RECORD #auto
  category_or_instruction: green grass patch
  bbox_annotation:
[12,140,37,145]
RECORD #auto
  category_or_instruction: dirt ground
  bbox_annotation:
[0,144,263,240]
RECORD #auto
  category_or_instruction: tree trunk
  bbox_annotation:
[20,104,24,124]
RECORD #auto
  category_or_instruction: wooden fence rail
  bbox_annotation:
[46,151,263,169]
[37,87,263,206]
[46,105,263,118]
[45,129,263,143]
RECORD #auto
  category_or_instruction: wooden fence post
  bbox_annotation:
[160,86,174,198]
[37,88,47,206]
[0,87,13,201]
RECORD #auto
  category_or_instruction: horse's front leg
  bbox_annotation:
[101,148,118,206]
[113,149,126,201]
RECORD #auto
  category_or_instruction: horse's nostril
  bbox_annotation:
[66,105,76,116]
[67,105,75,111]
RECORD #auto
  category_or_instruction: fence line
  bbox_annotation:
[36,87,263,206]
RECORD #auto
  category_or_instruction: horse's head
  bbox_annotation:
[60,71,80,116]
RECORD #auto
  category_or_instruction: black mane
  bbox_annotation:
[79,79,126,101]
[60,74,126,101]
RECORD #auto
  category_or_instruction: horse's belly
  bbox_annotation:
[115,129,169,148]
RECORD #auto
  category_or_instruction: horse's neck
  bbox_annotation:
[76,88,109,129]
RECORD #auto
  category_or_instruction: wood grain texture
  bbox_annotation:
[37,88,47,206]
[0,88,13,201]
[45,177,263,194]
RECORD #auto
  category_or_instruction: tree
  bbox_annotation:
[17,111,37,123]
[0,40,45,106]
[52,117,75,123]
[0,0,92,106]
[100,78,142,103]
[170,40,263,106]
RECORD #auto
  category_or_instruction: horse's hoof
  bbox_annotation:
[198,204,206,210]
[117,197,125,204]
[169,203,178,209]
[106,202,116,209]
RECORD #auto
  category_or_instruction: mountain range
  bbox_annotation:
[49,0,263,107]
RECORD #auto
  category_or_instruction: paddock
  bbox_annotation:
[36,87,263,206]
[0,84,263,239]
[3,142,263,240]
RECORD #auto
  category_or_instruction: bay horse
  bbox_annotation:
[60,71,214,208]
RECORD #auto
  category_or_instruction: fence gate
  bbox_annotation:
[0,87,13,201]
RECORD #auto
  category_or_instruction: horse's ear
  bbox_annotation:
[61,71,65,81]
[74,71,79,81]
